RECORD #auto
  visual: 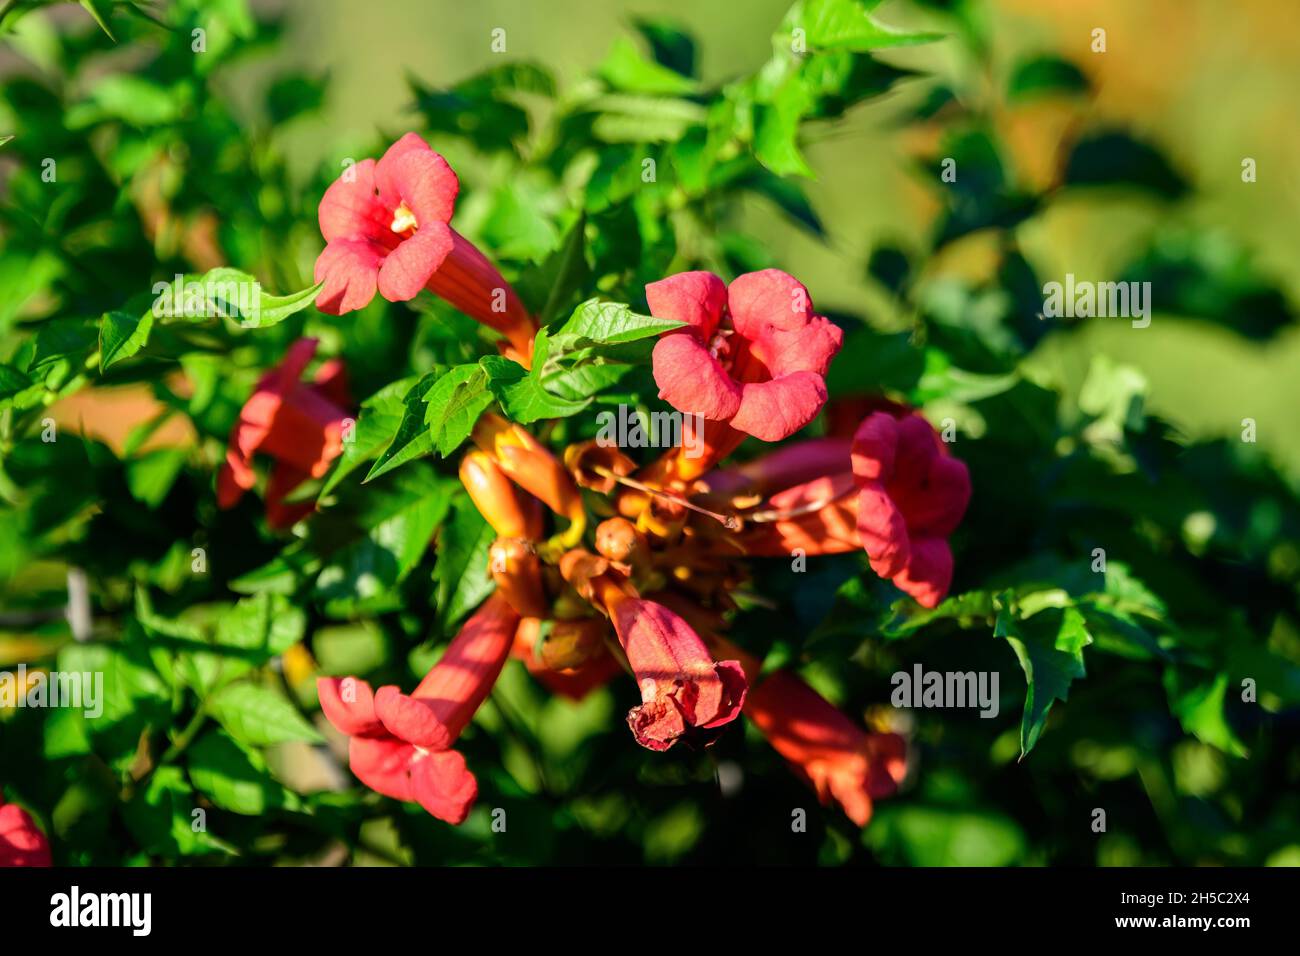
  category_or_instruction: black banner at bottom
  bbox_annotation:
[1,865,1291,941]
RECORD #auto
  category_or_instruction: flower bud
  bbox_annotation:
[460,450,543,539]
[489,537,548,618]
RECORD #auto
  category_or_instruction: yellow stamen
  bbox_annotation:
[390,201,418,234]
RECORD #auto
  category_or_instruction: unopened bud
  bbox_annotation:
[489,538,548,618]
[460,450,543,538]
[595,516,647,565]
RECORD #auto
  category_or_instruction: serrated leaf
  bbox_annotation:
[556,298,684,345]
[240,280,324,328]
[365,372,440,482]
[209,682,324,746]
[995,596,1091,757]
[480,347,591,423]
[321,376,418,496]
[423,364,496,456]
[99,309,153,370]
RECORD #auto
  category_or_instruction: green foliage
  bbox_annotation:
[0,0,1296,869]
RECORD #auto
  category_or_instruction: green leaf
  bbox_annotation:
[365,372,440,482]
[79,0,117,41]
[754,78,816,178]
[98,309,153,370]
[995,595,1091,757]
[215,593,306,660]
[0,363,32,403]
[518,211,589,325]
[422,363,496,457]
[125,447,185,507]
[1007,55,1089,102]
[239,279,324,328]
[187,730,299,816]
[122,766,235,858]
[1165,670,1248,757]
[598,36,697,95]
[434,495,497,630]
[209,682,324,746]
[321,376,418,496]
[480,347,591,423]
[797,0,941,51]
[555,298,684,345]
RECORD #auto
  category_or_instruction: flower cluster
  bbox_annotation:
[225,135,973,829]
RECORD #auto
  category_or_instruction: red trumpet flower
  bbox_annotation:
[851,410,970,608]
[314,132,536,363]
[649,269,842,443]
[0,800,51,867]
[317,593,518,825]
[715,409,971,607]
[713,636,907,827]
[560,552,747,751]
[216,337,350,529]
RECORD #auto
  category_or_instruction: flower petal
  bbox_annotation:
[373,685,453,750]
[754,314,843,377]
[856,481,911,578]
[318,158,384,243]
[850,411,899,486]
[898,453,971,537]
[0,803,52,867]
[727,269,813,337]
[317,676,383,737]
[410,750,478,825]
[892,536,953,608]
[652,331,743,421]
[376,222,454,302]
[264,463,314,530]
[645,270,727,335]
[375,133,459,227]
[348,736,416,802]
[730,371,828,441]
[314,238,385,315]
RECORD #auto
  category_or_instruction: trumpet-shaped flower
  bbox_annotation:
[648,269,842,443]
[317,593,518,824]
[851,410,970,608]
[714,636,907,827]
[216,337,350,529]
[314,132,536,362]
